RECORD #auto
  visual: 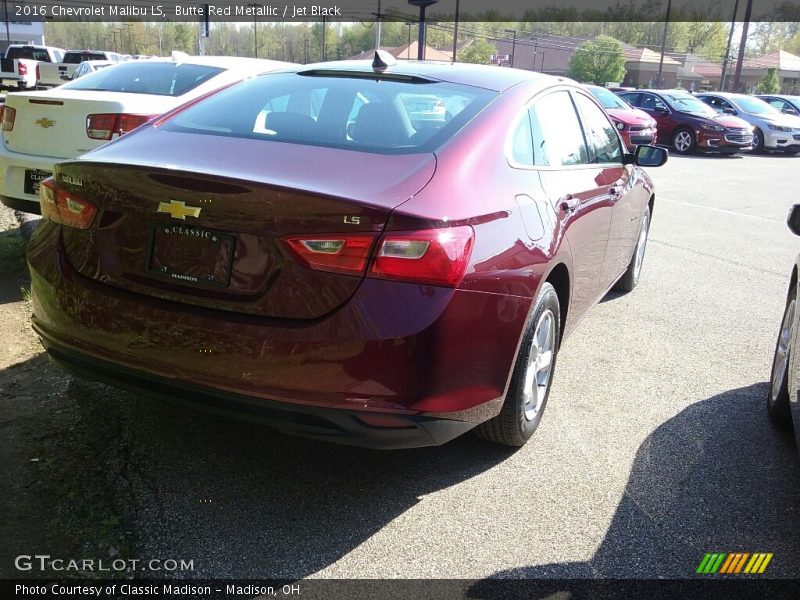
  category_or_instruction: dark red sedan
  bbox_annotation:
[618,89,753,155]
[28,57,666,449]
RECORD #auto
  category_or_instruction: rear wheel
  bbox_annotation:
[769,288,795,427]
[615,206,650,292]
[474,283,560,446]
[672,128,695,154]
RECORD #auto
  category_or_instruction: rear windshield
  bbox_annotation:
[6,47,52,61]
[62,62,224,96]
[160,71,497,154]
[64,52,106,64]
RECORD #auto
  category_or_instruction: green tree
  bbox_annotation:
[756,68,781,94]
[458,39,495,65]
[567,35,627,84]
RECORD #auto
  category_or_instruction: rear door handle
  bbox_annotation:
[560,194,580,212]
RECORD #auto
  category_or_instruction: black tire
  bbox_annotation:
[768,287,795,427]
[474,282,561,446]
[752,128,765,154]
[615,205,651,293]
[671,127,695,154]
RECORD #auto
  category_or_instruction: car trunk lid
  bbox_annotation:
[56,130,436,320]
[2,89,173,159]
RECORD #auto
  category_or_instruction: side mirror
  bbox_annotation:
[785,108,798,116]
[788,204,800,237]
[653,106,668,114]
[625,144,668,167]
[722,107,736,115]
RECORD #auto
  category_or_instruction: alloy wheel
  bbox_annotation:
[771,298,795,403]
[522,309,556,421]
[674,131,692,152]
[753,130,763,151]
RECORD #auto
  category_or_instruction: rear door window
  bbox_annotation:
[573,92,623,164]
[529,90,589,167]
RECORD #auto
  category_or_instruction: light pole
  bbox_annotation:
[451,0,460,62]
[249,3,261,58]
[720,0,740,91]
[504,28,517,68]
[408,0,438,61]
[656,0,672,89]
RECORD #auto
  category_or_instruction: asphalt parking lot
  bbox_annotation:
[1,152,799,582]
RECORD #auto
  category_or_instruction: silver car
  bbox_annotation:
[697,92,800,155]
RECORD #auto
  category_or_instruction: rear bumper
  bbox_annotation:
[0,142,58,212]
[28,222,531,446]
[37,336,475,449]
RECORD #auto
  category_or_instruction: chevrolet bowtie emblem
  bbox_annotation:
[35,117,56,128]
[157,200,201,220]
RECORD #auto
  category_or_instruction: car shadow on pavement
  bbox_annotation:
[0,226,29,305]
[466,382,800,597]
[3,365,517,579]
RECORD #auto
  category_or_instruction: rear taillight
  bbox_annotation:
[284,235,377,276]
[18,62,26,76]
[39,178,97,229]
[283,226,474,287]
[35,63,40,82]
[1,105,15,131]
[370,227,474,287]
[86,113,155,140]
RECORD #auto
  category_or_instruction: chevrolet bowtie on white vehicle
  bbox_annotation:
[0,54,293,214]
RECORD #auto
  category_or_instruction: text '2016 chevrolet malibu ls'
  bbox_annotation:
[27,55,667,449]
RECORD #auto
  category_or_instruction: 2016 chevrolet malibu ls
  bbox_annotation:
[27,57,667,449]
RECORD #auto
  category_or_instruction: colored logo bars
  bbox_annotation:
[696,552,773,575]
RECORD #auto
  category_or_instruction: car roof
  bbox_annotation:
[697,91,746,98]
[278,58,571,93]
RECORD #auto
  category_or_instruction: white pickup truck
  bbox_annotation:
[0,45,65,90]
[37,50,125,88]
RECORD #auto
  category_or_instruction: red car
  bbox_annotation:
[586,85,658,151]
[618,89,753,154]
[28,58,667,449]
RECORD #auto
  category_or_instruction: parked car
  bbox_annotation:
[696,92,800,154]
[0,55,292,214]
[28,58,667,449]
[585,84,658,151]
[757,94,800,117]
[0,45,65,90]
[37,50,125,88]
[617,89,753,154]
[768,204,800,457]
[68,60,116,80]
